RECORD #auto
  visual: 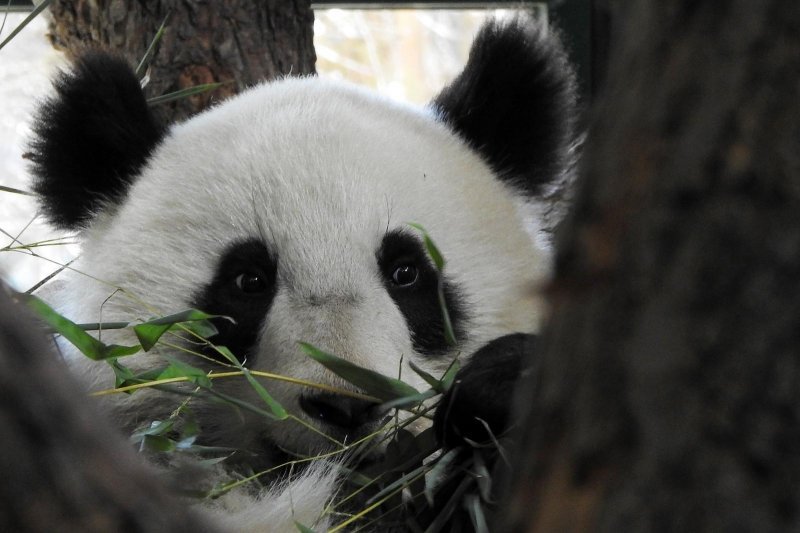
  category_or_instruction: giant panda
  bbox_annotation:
[27,14,577,532]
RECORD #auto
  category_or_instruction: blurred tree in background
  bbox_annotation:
[47,0,316,121]
[504,2,800,531]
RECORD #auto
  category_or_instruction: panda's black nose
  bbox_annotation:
[299,393,381,431]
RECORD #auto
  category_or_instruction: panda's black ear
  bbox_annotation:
[28,52,165,230]
[432,16,578,196]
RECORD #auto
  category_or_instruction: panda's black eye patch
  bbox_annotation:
[193,239,277,364]
[377,230,466,356]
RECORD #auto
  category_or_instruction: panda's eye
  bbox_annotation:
[391,264,419,287]
[235,272,267,293]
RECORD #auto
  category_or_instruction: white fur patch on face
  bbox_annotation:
[48,76,548,454]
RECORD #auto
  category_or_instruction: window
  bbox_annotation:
[314,3,546,103]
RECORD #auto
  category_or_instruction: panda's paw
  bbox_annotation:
[434,333,537,449]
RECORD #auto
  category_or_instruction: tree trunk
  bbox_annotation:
[0,290,220,533]
[504,2,800,532]
[47,0,316,121]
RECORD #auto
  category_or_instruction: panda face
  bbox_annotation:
[67,78,545,453]
[29,17,577,459]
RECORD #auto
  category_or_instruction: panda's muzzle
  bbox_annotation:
[299,393,384,433]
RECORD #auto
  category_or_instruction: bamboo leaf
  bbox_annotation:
[409,359,460,395]
[26,295,140,360]
[103,344,142,359]
[0,184,35,196]
[472,450,492,502]
[111,362,166,390]
[424,447,461,507]
[424,475,473,533]
[132,419,175,439]
[365,463,428,506]
[436,280,457,346]
[200,385,281,421]
[157,356,211,388]
[141,434,176,452]
[133,309,225,351]
[147,82,228,106]
[407,223,456,345]
[75,321,131,331]
[241,366,288,419]
[206,342,287,418]
[300,342,418,401]
[184,319,218,339]
[440,359,461,392]
[135,12,170,78]
[378,389,437,411]
[464,493,489,533]
[198,455,235,467]
[408,360,441,391]
[213,345,239,365]
[407,222,445,271]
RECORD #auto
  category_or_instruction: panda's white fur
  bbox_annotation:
[29,15,577,531]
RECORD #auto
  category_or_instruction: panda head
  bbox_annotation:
[29,16,576,456]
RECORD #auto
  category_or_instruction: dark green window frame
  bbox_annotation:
[1,0,33,11]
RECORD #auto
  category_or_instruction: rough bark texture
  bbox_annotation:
[47,0,316,121]
[0,289,220,533]
[504,2,800,532]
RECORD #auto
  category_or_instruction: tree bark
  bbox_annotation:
[47,0,316,121]
[504,2,800,532]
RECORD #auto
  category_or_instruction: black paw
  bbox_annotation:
[434,333,537,448]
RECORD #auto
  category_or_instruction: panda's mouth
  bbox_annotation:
[220,391,393,476]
